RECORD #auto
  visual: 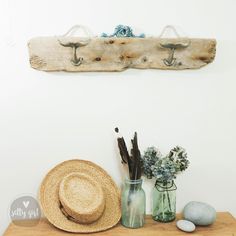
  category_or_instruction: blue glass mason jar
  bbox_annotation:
[121,178,146,228]
[152,180,177,222]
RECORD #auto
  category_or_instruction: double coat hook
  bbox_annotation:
[160,42,189,66]
[58,41,88,66]
[159,25,190,67]
[58,25,93,66]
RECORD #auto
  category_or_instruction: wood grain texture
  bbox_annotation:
[3,213,236,236]
[28,37,216,72]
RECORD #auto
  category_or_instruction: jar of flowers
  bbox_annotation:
[142,146,189,222]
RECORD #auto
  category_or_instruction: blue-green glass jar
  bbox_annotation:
[121,178,146,228]
[152,180,177,222]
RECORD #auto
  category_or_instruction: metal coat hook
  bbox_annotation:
[160,42,189,66]
[58,25,93,66]
[58,41,88,66]
[159,25,190,67]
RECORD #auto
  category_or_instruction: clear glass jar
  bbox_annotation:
[121,178,146,228]
[152,180,176,222]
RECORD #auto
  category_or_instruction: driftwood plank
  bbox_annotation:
[28,37,216,72]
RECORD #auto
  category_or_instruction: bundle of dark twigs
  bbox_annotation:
[115,127,142,180]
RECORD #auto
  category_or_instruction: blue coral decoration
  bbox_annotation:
[101,25,145,38]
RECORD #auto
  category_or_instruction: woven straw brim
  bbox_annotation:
[40,159,121,233]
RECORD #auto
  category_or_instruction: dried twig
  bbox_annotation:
[115,128,142,180]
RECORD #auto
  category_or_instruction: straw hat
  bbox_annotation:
[39,159,121,233]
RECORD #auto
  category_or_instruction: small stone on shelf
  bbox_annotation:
[176,220,196,232]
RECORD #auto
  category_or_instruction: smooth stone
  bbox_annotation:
[183,201,216,226]
[176,220,196,232]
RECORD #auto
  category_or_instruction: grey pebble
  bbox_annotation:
[176,220,196,232]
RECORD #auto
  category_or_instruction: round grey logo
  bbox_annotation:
[10,196,41,227]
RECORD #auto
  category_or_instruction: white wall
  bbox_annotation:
[1,0,236,234]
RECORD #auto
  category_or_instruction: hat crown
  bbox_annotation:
[59,172,105,224]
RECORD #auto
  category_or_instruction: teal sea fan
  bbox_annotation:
[114,25,134,37]
[101,25,145,38]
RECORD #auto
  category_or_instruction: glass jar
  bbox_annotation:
[121,178,146,228]
[152,180,176,222]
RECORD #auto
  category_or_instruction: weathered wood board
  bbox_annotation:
[28,37,216,72]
